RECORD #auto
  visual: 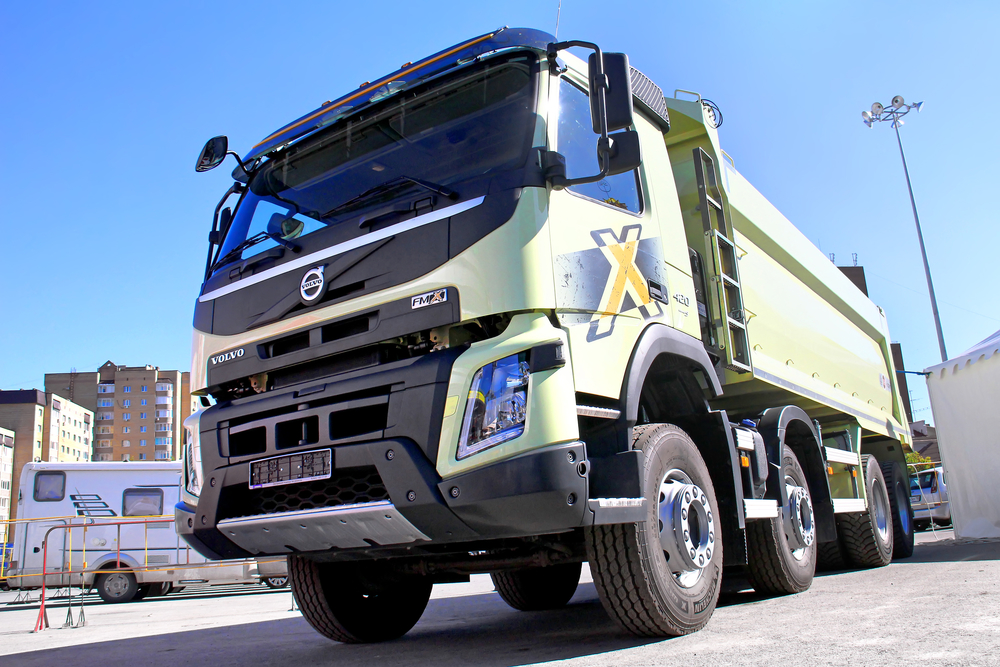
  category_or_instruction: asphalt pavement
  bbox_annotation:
[2,528,997,667]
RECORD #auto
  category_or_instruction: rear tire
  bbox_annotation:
[96,569,139,604]
[586,424,722,637]
[816,539,848,571]
[491,562,581,611]
[288,556,432,643]
[839,455,893,568]
[746,449,817,594]
[880,460,915,559]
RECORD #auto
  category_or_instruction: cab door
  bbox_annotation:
[546,72,691,400]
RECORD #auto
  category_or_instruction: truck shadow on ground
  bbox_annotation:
[896,539,1000,564]
[13,582,780,667]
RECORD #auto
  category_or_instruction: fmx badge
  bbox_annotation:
[300,266,326,303]
[411,289,448,309]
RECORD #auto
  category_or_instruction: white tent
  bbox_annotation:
[924,329,1000,539]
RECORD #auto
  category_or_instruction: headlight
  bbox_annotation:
[185,424,203,497]
[457,353,529,460]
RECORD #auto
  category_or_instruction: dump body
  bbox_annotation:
[663,97,909,443]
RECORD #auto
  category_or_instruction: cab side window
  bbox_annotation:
[557,79,641,213]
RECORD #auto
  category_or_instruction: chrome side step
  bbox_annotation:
[825,447,861,466]
[576,406,621,419]
[832,498,867,513]
[744,498,779,519]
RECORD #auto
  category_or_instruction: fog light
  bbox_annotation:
[457,353,529,459]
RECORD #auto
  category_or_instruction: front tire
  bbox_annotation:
[289,556,432,643]
[746,448,817,594]
[880,460,915,559]
[95,569,139,604]
[839,455,893,568]
[491,562,581,611]
[587,424,722,637]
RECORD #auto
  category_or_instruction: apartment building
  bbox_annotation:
[1,427,13,546]
[41,393,94,463]
[46,362,193,462]
[0,390,47,522]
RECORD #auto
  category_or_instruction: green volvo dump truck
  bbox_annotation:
[178,27,915,642]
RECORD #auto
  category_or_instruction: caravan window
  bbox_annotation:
[34,471,66,501]
[123,488,164,516]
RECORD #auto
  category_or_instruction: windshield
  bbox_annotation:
[214,53,538,271]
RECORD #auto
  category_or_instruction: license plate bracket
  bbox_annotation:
[250,449,332,489]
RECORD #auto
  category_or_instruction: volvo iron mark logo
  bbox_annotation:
[300,266,326,304]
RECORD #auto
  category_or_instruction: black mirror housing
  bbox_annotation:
[589,53,634,133]
[196,136,229,173]
[604,130,642,176]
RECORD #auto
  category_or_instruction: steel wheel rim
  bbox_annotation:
[657,468,715,588]
[872,480,891,542]
[783,474,815,559]
[105,573,130,598]
[895,481,912,535]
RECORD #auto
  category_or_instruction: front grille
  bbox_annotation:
[223,391,391,458]
[218,465,390,520]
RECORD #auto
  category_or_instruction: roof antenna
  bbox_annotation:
[852,252,858,267]
[555,0,562,39]
[829,252,835,264]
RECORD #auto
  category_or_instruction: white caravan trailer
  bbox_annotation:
[6,461,286,602]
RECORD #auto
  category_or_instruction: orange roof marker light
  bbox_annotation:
[244,27,555,163]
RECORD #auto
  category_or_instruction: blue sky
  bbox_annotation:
[1,1,997,425]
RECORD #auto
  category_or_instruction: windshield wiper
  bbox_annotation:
[322,175,457,219]
[212,231,299,272]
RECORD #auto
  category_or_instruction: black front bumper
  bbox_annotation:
[179,347,594,560]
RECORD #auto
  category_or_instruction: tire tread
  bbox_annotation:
[585,423,718,637]
[839,455,893,568]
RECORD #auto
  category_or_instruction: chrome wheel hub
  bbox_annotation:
[658,469,715,588]
[784,481,815,556]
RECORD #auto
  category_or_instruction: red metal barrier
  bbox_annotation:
[32,517,172,632]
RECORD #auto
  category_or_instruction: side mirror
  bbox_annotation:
[208,207,232,246]
[605,130,641,176]
[195,136,229,173]
[589,53,634,133]
[219,207,233,239]
[547,40,640,189]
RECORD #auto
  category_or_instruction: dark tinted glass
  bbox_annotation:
[215,54,537,269]
[34,472,65,502]
[558,78,640,213]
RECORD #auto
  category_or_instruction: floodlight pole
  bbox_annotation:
[863,98,948,363]
[892,121,948,362]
